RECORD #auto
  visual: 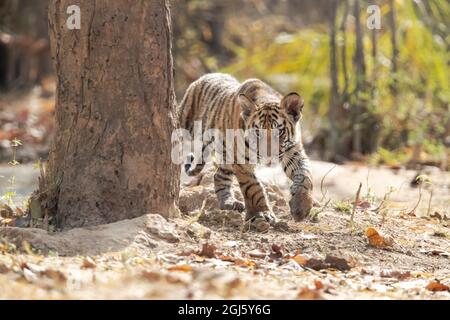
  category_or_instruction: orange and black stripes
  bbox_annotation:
[178,73,313,222]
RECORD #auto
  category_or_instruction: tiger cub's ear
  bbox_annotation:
[238,94,257,120]
[281,92,304,123]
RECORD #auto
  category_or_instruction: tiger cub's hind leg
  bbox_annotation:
[214,166,245,212]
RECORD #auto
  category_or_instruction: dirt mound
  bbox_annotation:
[0,214,214,256]
[0,166,291,256]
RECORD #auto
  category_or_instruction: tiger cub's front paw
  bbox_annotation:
[244,211,277,232]
[219,200,245,212]
[245,211,277,224]
[289,189,313,221]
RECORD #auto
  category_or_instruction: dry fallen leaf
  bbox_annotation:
[297,287,324,300]
[226,277,243,290]
[324,255,351,271]
[420,249,450,258]
[234,258,256,268]
[303,255,351,271]
[219,255,235,262]
[198,243,217,258]
[177,249,196,256]
[366,227,394,248]
[314,279,324,290]
[380,270,411,280]
[82,257,97,269]
[291,254,309,266]
[167,264,193,272]
[272,244,283,254]
[41,269,67,283]
[248,249,267,259]
[269,244,283,259]
[192,254,206,262]
[425,280,449,292]
[165,273,188,285]
[305,258,329,271]
[141,271,162,281]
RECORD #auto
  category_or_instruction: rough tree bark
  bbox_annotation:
[39,0,179,230]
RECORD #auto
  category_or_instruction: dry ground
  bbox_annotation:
[0,161,449,299]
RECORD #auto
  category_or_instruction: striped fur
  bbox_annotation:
[178,73,313,223]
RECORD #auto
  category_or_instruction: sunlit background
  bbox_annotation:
[0,0,449,168]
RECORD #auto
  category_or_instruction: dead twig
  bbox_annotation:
[373,186,396,213]
[408,184,422,216]
[426,188,433,217]
[350,183,362,226]
[365,166,371,200]
[408,176,425,215]
[320,165,337,203]
[408,175,431,216]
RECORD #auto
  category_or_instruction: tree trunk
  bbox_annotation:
[340,0,350,99]
[370,0,378,99]
[352,0,366,156]
[327,0,341,161]
[388,0,398,95]
[40,0,179,230]
[203,1,227,58]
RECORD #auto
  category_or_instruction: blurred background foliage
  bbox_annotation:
[0,0,449,169]
[172,0,449,169]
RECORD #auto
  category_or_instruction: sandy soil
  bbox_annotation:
[0,161,449,299]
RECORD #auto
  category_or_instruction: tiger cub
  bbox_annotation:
[178,73,313,226]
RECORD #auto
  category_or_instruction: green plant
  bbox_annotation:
[333,200,352,214]
[1,138,22,207]
[376,186,397,224]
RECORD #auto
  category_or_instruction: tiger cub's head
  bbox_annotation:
[238,92,304,158]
